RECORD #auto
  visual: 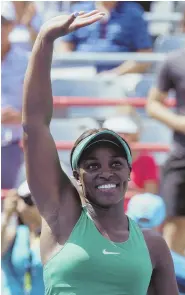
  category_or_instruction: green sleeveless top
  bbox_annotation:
[44,207,152,295]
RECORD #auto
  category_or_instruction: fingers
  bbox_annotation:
[64,12,80,27]
[78,10,100,18]
[72,12,105,30]
[78,11,85,16]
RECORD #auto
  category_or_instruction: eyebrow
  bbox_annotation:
[84,155,124,162]
[83,157,98,162]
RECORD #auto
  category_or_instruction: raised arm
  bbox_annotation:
[22,11,105,217]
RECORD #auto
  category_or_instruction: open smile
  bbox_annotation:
[95,183,120,192]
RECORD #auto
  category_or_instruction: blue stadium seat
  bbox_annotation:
[51,78,124,119]
[127,75,156,98]
[50,117,100,141]
[153,34,185,53]
[50,117,100,165]
[140,117,172,165]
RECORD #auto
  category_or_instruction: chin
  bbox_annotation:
[90,192,123,208]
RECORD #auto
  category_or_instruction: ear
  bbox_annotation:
[73,170,82,186]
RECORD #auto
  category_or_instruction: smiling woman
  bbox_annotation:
[22,11,179,295]
[70,128,132,208]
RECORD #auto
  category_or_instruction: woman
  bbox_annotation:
[1,182,44,295]
[22,11,178,294]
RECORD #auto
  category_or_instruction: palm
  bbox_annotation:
[42,10,105,41]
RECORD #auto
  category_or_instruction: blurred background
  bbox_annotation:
[1,1,185,295]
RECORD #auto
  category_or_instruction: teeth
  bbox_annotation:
[98,184,116,189]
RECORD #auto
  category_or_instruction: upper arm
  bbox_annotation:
[23,124,80,218]
[148,58,174,105]
[149,234,179,295]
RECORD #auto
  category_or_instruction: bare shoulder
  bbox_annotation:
[142,229,173,269]
[142,229,169,253]
[142,230,178,294]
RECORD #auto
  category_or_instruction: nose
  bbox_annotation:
[99,171,114,180]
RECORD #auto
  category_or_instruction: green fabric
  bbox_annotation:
[44,207,152,295]
[71,130,132,170]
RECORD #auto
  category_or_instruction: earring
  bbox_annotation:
[128,177,131,181]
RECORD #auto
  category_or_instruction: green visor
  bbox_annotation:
[71,130,132,170]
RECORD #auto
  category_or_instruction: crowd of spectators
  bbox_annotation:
[1,1,185,295]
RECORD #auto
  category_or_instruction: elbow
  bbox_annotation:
[146,99,155,118]
[141,62,152,73]
[146,89,158,118]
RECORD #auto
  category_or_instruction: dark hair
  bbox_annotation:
[70,128,131,169]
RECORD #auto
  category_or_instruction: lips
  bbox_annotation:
[95,183,119,192]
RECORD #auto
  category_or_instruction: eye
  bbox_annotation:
[112,161,122,168]
[86,163,99,171]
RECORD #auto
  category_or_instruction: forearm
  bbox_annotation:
[147,99,185,132]
[111,61,151,76]
[22,32,54,126]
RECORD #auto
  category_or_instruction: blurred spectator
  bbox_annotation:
[127,193,185,294]
[1,1,43,50]
[60,1,152,74]
[35,1,71,21]
[127,193,166,231]
[1,181,44,295]
[147,49,185,256]
[153,9,185,54]
[103,106,159,210]
[1,14,28,189]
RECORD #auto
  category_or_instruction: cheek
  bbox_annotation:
[81,173,95,193]
[120,168,130,180]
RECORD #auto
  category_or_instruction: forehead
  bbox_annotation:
[82,143,124,161]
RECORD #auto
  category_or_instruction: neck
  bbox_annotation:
[1,42,11,60]
[86,199,127,230]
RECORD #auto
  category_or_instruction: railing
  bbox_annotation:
[144,12,182,23]
[53,96,175,107]
[52,52,167,67]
